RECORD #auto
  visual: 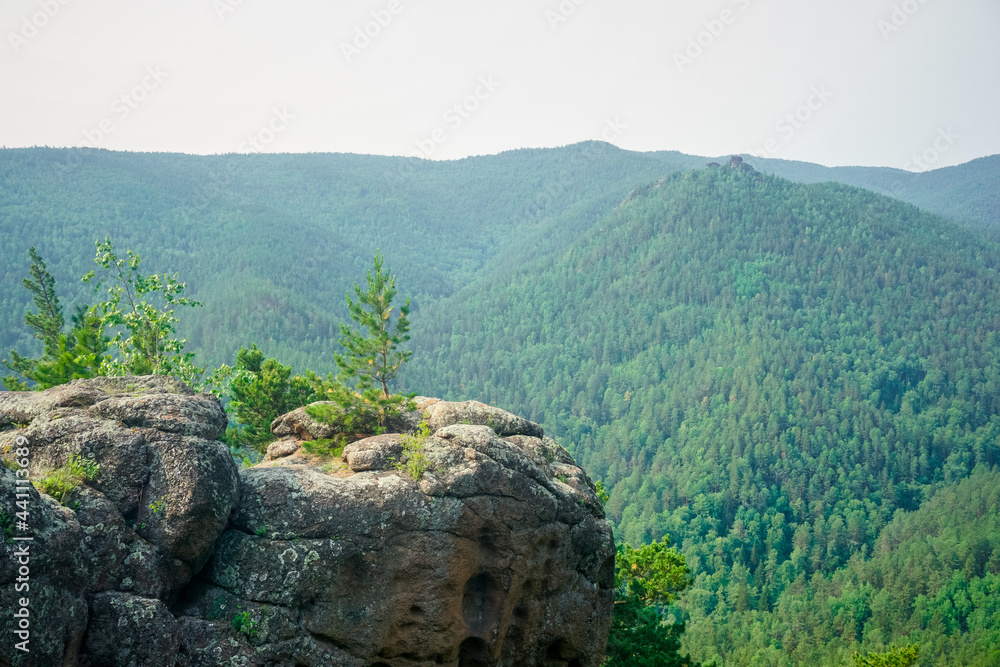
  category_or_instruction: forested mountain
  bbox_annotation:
[756,154,1000,241]
[684,469,1000,665]
[401,168,1000,665]
[3,146,1000,665]
[1,145,997,376]
[0,144,701,370]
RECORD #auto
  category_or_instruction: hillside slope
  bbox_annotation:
[684,468,1000,666]
[756,153,1000,238]
[401,167,1000,665]
[5,147,1000,664]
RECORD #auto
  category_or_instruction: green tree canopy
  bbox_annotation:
[853,645,920,667]
[83,237,203,383]
[3,248,105,390]
[309,251,414,431]
[219,344,319,452]
[603,537,699,667]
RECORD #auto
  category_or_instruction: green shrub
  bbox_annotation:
[34,454,100,506]
[232,609,259,638]
[35,467,78,504]
[67,454,100,480]
[216,345,320,454]
[595,480,611,504]
[396,421,431,481]
[301,437,345,458]
[487,414,502,435]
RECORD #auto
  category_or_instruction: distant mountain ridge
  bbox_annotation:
[748,152,1000,236]
[1,142,996,375]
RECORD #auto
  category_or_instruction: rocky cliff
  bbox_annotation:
[0,377,615,667]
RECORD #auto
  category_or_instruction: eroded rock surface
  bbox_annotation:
[186,402,614,666]
[1,379,614,667]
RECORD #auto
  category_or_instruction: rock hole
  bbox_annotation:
[504,614,525,657]
[546,639,567,660]
[343,553,369,582]
[458,637,488,667]
[462,572,498,636]
[410,604,423,616]
[478,526,495,551]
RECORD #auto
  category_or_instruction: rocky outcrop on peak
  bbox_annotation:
[729,155,756,173]
[1,378,614,667]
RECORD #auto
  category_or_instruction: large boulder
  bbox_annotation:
[86,592,182,667]
[0,376,239,667]
[178,402,615,666]
[0,466,90,667]
[422,399,545,437]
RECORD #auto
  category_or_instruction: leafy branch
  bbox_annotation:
[83,237,203,383]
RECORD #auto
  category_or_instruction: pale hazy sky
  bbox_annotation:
[1,0,997,170]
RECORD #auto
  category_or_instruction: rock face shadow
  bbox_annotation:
[459,637,490,667]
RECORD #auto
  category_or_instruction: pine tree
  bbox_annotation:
[30,306,106,389]
[337,250,412,398]
[2,248,106,390]
[308,251,414,431]
[23,246,64,352]
[222,344,318,451]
